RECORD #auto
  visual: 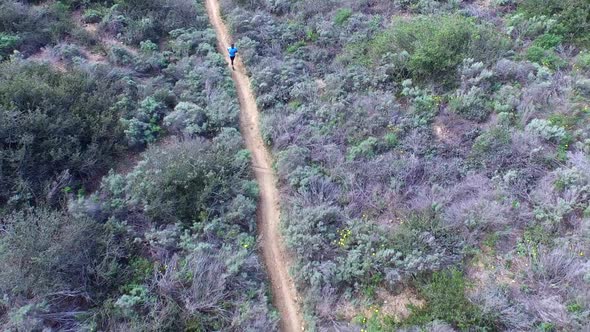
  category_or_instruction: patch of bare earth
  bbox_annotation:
[465,235,531,304]
[103,36,139,56]
[72,9,138,62]
[73,10,98,34]
[377,288,424,320]
[28,47,67,71]
[433,109,477,146]
[336,288,424,323]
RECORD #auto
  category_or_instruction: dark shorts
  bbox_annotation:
[230,56,235,61]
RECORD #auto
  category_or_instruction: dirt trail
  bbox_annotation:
[204,0,304,331]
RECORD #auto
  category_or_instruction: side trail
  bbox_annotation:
[203,0,304,331]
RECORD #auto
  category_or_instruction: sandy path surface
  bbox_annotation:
[204,1,304,331]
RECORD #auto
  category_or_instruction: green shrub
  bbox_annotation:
[450,87,491,122]
[108,45,136,66]
[347,137,378,161]
[82,8,104,24]
[139,40,158,53]
[519,0,590,45]
[0,33,20,59]
[123,130,256,225]
[537,322,556,331]
[122,96,165,147]
[404,269,496,329]
[0,1,73,55]
[532,33,563,49]
[492,84,521,113]
[0,208,130,328]
[334,8,353,26]
[575,51,590,71]
[469,127,512,170]
[366,15,508,82]
[0,62,124,206]
[525,45,566,68]
[391,211,462,260]
[286,40,306,54]
[525,118,567,143]
[401,79,438,126]
[104,0,200,45]
[383,132,399,149]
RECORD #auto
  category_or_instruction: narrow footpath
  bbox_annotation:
[204,1,304,331]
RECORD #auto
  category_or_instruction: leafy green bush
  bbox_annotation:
[533,33,563,49]
[101,0,201,45]
[52,42,86,62]
[390,211,463,267]
[525,118,567,143]
[121,130,256,225]
[401,79,438,126]
[122,96,165,147]
[526,45,566,69]
[0,33,20,59]
[82,8,104,24]
[448,59,496,122]
[0,208,130,330]
[108,45,136,65]
[575,51,590,71]
[0,1,73,55]
[139,40,158,53]
[347,137,378,161]
[404,269,496,329]
[0,61,124,207]
[286,40,306,53]
[450,87,491,122]
[519,0,590,45]
[365,15,508,81]
[334,8,353,26]
[469,127,513,170]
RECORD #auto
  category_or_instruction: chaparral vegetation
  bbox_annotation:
[0,0,275,330]
[1,0,590,331]
[220,0,590,330]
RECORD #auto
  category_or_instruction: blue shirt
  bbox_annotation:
[228,47,238,57]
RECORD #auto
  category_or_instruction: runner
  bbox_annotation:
[228,43,238,70]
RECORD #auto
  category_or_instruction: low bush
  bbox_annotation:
[101,0,201,45]
[525,45,566,69]
[519,0,590,45]
[334,8,353,26]
[0,1,74,55]
[122,96,166,147]
[0,33,20,59]
[0,208,131,330]
[364,15,509,82]
[0,61,124,207]
[120,131,257,226]
[82,8,105,24]
[469,126,513,171]
[575,51,590,71]
[403,269,497,330]
[533,33,563,49]
[525,118,568,143]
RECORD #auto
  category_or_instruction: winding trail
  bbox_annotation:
[204,1,304,331]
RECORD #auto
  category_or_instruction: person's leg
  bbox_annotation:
[230,56,235,67]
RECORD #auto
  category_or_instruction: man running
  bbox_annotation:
[228,43,238,70]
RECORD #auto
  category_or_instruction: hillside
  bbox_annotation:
[0,0,276,330]
[1,0,590,331]
[220,0,590,330]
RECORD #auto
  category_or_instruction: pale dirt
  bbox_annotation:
[29,47,67,72]
[204,0,305,331]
